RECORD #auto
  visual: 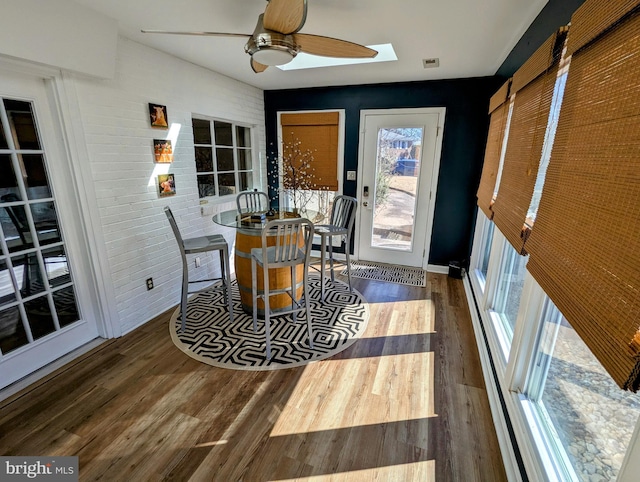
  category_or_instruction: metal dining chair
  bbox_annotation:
[236,189,270,213]
[251,218,314,360]
[164,206,234,332]
[312,195,358,301]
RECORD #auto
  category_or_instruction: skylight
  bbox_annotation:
[276,44,397,71]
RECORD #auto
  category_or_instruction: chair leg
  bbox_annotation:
[220,248,234,322]
[303,268,313,349]
[320,234,327,302]
[344,236,353,292]
[180,262,189,333]
[328,236,336,282]
[263,262,272,360]
[251,257,258,334]
[291,265,298,323]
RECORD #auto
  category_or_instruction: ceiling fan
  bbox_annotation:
[142,0,377,73]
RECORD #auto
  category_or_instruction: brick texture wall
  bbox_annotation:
[74,36,265,334]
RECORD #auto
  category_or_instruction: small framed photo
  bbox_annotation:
[149,103,168,128]
[158,173,176,197]
[153,139,173,163]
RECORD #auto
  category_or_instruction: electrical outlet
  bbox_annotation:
[347,170,357,181]
[195,257,201,268]
[146,277,154,290]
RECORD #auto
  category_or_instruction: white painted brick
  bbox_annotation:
[73,36,264,334]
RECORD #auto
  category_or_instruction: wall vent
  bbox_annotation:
[422,58,440,68]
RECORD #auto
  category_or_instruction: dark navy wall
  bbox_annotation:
[264,77,502,266]
[496,0,586,78]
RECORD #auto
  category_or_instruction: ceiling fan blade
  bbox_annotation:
[292,33,378,58]
[263,0,307,34]
[251,58,269,73]
[141,30,249,38]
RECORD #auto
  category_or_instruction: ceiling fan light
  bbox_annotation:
[252,47,295,66]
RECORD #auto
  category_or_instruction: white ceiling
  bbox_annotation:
[72,0,548,90]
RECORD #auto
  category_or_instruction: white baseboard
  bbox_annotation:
[427,264,449,274]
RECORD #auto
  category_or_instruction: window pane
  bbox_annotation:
[0,119,7,149]
[0,259,17,306]
[480,222,495,279]
[237,148,252,170]
[4,99,40,150]
[197,174,215,198]
[22,154,52,199]
[25,295,55,340]
[0,305,27,353]
[2,204,33,252]
[195,147,213,173]
[492,242,528,340]
[53,286,79,328]
[30,202,61,246]
[14,253,45,298]
[192,118,211,144]
[216,148,234,171]
[217,173,236,196]
[527,302,640,481]
[370,127,422,252]
[0,154,20,198]
[214,121,233,146]
[236,126,251,147]
[239,171,253,192]
[42,245,70,288]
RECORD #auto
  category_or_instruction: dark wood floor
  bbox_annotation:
[0,273,506,481]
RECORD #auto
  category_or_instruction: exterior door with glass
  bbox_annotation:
[0,68,99,390]
[356,109,444,267]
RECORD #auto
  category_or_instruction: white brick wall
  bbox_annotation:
[73,36,265,334]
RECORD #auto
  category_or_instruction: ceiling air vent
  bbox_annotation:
[422,58,440,68]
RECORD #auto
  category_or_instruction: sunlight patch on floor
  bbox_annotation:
[270,350,435,436]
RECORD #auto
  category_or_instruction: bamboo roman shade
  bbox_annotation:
[525,0,640,391]
[280,112,339,191]
[476,80,511,219]
[491,29,566,255]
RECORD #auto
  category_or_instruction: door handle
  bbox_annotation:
[362,201,369,207]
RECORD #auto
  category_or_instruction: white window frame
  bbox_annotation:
[192,115,258,203]
[469,212,494,293]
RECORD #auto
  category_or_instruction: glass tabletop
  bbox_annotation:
[213,208,319,230]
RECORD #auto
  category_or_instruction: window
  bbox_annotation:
[0,98,80,354]
[279,111,343,225]
[480,221,495,281]
[523,299,640,481]
[280,112,339,191]
[192,118,254,198]
[489,239,528,353]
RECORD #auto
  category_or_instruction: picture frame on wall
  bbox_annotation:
[149,103,168,128]
[153,139,173,163]
[158,173,176,197]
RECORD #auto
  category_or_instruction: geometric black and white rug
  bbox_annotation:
[342,260,427,287]
[169,275,369,370]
